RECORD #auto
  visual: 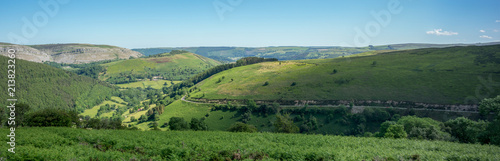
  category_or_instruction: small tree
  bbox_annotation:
[130,116,136,122]
[384,124,407,139]
[190,118,208,131]
[479,95,500,117]
[371,61,377,67]
[247,99,257,111]
[333,69,338,74]
[263,81,269,86]
[168,117,189,131]
[138,115,147,123]
[274,113,299,133]
[228,122,257,133]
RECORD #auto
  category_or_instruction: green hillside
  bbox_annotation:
[101,51,221,83]
[132,43,500,62]
[2,127,499,160]
[0,55,116,113]
[188,45,500,105]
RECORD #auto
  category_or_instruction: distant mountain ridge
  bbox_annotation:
[0,43,142,64]
[133,42,500,62]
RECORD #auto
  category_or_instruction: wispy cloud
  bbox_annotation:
[426,29,458,36]
[480,30,485,33]
[496,20,500,23]
[480,35,493,39]
[494,29,499,32]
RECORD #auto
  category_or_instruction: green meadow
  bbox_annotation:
[189,45,500,105]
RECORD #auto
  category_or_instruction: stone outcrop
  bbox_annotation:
[0,45,51,62]
[0,43,142,64]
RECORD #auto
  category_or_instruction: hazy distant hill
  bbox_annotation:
[0,43,142,64]
[133,42,500,62]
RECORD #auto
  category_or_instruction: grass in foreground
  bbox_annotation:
[1,127,499,160]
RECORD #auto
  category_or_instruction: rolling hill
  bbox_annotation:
[132,42,500,62]
[0,55,116,113]
[187,45,500,107]
[0,43,142,64]
[100,51,221,83]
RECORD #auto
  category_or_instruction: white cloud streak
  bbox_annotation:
[480,35,493,39]
[480,30,485,33]
[426,29,458,36]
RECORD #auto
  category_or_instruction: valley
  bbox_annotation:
[2,42,500,160]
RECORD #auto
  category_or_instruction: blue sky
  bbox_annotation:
[1,0,499,48]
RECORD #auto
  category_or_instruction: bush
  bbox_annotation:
[228,122,257,133]
[445,117,488,143]
[26,108,79,127]
[274,113,299,133]
[190,118,208,131]
[169,117,189,131]
[384,124,407,139]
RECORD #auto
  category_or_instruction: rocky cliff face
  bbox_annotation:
[0,45,51,62]
[0,43,142,64]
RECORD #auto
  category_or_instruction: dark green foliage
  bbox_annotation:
[26,108,79,127]
[471,46,500,65]
[384,124,407,138]
[241,111,252,123]
[291,82,297,86]
[11,103,30,127]
[479,95,500,117]
[228,122,257,133]
[397,116,451,140]
[169,50,189,55]
[263,81,269,86]
[362,108,390,122]
[376,121,396,137]
[83,117,125,130]
[138,115,148,123]
[445,117,488,143]
[168,117,189,131]
[300,115,319,133]
[0,55,116,113]
[190,118,208,131]
[274,113,299,133]
[76,65,106,79]
[246,99,257,111]
[487,119,500,145]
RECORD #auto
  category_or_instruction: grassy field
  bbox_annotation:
[102,58,156,75]
[189,45,500,105]
[101,52,221,81]
[1,127,499,160]
[116,80,181,89]
[81,97,127,118]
